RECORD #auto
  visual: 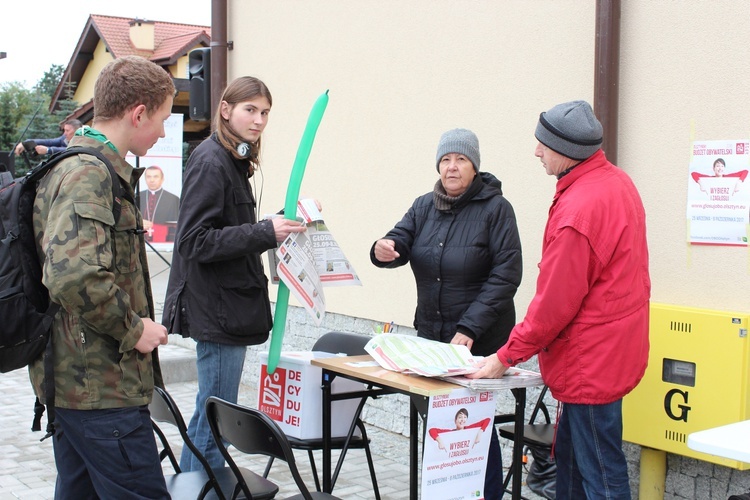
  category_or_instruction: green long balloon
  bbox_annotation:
[268,90,330,373]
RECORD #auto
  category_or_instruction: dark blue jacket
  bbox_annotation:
[34,134,68,155]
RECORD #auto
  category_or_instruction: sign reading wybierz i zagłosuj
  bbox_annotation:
[422,388,495,499]
[687,140,750,246]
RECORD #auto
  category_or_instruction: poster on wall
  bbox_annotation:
[422,387,496,500]
[686,139,750,246]
[126,113,183,250]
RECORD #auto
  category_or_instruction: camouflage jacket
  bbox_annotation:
[29,136,162,409]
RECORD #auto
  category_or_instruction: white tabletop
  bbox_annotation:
[687,420,750,463]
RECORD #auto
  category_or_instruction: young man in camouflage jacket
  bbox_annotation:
[30,56,174,499]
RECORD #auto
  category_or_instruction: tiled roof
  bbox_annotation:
[52,13,211,114]
[152,32,204,62]
[90,14,211,62]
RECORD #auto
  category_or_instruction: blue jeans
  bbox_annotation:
[53,406,169,500]
[180,341,247,472]
[484,426,504,500]
[555,400,631,500]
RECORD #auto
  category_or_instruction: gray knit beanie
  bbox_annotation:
[435,128,480,172]
[535,100,603,160]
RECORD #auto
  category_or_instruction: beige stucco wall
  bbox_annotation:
[72,41,192,105]
[226,0,750,328]
[619,2,750,312]
[72,41,113,105]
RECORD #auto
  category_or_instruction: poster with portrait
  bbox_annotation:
[686,139,750,246]
[126,113,184,248]
[422,387,496,500]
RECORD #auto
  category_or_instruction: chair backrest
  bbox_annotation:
[150,386,218,478]
[151,385,183,428]
[206,396,318,500]
[312,331,370,356]
[528,385,552,425]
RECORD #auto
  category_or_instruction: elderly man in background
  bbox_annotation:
[468,100,650,500]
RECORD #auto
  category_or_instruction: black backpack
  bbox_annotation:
[0,147,125,438]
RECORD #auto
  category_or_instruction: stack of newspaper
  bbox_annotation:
[365,333,544,390]
[442,367,543,391]
[365,334,481,377]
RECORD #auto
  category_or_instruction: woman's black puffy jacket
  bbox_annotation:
[371,172,522,356]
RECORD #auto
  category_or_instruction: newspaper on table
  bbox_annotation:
[364,333,544,389]
[441,367,544,391]
[267,199,361,326]
[364,334,482,377]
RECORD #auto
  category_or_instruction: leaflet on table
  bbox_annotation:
[364,334,481,377]
[266,198,361,287]
[275,231,326,326]
[441,367,544,391]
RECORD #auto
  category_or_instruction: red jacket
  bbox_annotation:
[497,150,650,404]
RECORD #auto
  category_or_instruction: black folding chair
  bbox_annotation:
[150,385,277,500]
[263,331,380,499]
[206,396,342,500]
[496,385,556,499]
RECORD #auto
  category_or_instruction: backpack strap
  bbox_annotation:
[29,147,130,224]
[38,335,56,439]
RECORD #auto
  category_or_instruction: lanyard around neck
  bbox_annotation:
[75,126,120,154]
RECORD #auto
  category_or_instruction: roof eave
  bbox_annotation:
[51,16,115,111]
[151,32,211,65]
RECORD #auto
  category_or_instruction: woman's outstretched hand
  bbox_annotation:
[374,238,399,262]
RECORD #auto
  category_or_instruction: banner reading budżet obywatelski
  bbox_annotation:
[422,388,496,500]
[687,139,750,246]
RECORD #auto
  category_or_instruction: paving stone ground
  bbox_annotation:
[0,357,543,499]
[0,250,542,499]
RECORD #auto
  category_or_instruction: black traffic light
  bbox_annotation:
[188,48,211,121]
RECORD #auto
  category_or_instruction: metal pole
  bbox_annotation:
[594,0,621,165]
[210,0,228,118]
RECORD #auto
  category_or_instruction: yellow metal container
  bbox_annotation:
[622,302,750,469]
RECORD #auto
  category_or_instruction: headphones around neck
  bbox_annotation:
[236,142,251,158]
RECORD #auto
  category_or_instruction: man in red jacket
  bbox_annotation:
[468,100,650,499]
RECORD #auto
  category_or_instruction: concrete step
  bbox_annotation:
[158,343,197,384]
